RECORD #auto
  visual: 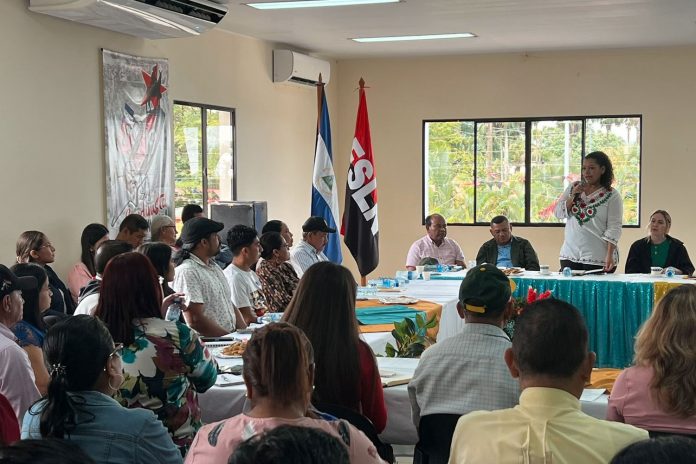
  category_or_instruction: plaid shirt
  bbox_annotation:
[408,323,519,427]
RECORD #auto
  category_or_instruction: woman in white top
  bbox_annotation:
[554,151,623,272]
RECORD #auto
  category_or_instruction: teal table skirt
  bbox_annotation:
[511,277,654,368]
[355,306,422,326]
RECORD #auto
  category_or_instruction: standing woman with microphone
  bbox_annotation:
[554,151,623,272]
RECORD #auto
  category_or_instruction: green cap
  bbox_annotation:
[458,263,515,315]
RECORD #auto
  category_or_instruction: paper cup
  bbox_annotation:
[415,265,425,274]
[651,267,663,276]
[539,265,550,275]
[422,271,431,281]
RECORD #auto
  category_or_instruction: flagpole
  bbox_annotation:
[359,77,368,287]
[316,73,323,131]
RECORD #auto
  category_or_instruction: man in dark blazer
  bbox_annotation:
[476,216,540,271]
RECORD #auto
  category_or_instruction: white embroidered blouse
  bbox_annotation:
[554,185,623,266]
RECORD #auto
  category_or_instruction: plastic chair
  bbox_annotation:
[413,414,462,464]
[315,402,395,463]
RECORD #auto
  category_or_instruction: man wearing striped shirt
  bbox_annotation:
[290,216,334,277]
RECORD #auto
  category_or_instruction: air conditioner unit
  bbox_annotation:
[273,50,331,87]
[28,0,228,39]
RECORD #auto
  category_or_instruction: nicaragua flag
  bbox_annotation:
[312,84,342,263]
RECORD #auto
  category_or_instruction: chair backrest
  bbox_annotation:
[315,402,395,464]
[414,414,462,464]
[649,430,696,440]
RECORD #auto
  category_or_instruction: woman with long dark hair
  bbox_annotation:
[607,285,696,434]
[554,151,623,272]
[67,223,109,304]
[137,242,176,297]
[16,231,75,315]
[10,263,51,394]
[185,323,384,464]
[94,252,217,451]
[21,315,181,464]
[282,262,387,433]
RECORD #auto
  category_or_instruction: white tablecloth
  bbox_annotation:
[374,280,461,343]
[199,356,609,446]
[418,270,696,345]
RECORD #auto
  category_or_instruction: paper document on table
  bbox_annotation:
[216,374,245,387]
[580,388,606,402]
[380,374,412,387]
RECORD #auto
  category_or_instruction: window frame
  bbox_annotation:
[173,100,237,208]
[422,114,642,228]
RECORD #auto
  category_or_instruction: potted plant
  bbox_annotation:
[384,313,437,358]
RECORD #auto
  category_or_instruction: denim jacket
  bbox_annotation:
[22,391,182,464]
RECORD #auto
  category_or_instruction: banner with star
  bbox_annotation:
[102,49,172,237]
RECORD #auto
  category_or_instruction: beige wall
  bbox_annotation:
[3,0,696,282]
[0,0,337,277]
[335,48,696,277]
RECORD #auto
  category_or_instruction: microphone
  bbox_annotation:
[573,180,585,202]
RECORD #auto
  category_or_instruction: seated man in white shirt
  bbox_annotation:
[172,217,246,336]
[405,214,465,271]
[408,264,520,435]
[290,216,334,276]
[0,264,41,421]
[449,298,648,464]
[74,240,133,316]
[223,225,268,326]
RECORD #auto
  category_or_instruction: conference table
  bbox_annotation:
[199,356,611,446]
[198,271,691,445]
[432,270,696,368]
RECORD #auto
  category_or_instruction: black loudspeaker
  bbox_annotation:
[209,201,268,240]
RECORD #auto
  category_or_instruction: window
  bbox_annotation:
[173,102,236,221]
[423,116,641,226]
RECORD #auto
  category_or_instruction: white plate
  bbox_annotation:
[378,296,419,305]
[212,346,244,359]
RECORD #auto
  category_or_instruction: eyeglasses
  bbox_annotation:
[109,343,124,359]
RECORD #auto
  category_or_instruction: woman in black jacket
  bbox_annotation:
[625,210,694,275]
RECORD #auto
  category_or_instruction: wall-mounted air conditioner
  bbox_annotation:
[28,0,228,39]
[273,50,331,87]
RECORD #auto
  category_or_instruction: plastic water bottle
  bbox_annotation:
[665,267,676,278]
[562,267,572,278]
[165,298,182,322]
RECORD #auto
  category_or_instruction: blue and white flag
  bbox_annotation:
[312,86,342,263]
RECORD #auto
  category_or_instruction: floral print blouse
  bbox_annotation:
[255,260,299,313]
[117,317,217,449]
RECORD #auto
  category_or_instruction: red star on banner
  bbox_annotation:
[141,64,167,111]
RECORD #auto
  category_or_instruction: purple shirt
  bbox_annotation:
[406,235,465,268]
[607,365,696,434]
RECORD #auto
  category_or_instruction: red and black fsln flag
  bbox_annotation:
[341,79,379,276]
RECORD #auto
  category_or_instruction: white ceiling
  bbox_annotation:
[218,0,696,59]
